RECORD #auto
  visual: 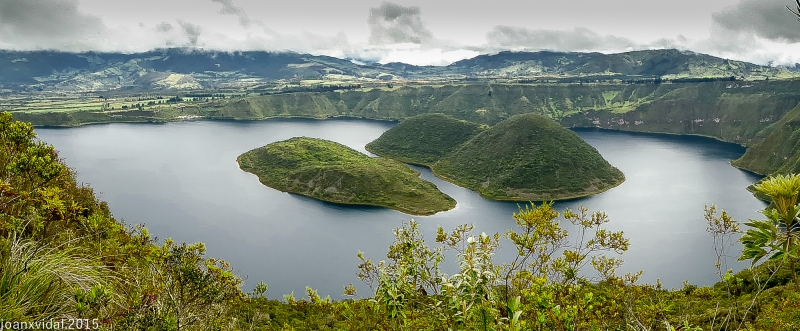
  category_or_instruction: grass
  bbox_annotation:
[0,236,109,320]
[237,137,456,216]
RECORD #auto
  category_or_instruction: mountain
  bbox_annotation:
[447,49,793,80]
[0,49,796,92]
[0,49,386,91]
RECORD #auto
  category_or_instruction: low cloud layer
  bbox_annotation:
[486,26,638,53]
[368,2,433,45]
[1,0,800,66]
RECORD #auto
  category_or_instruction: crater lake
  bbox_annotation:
[35,118,766,298]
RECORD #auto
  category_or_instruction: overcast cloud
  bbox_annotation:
[486,26,638,53]
[713,0,800,42]
[0,0,108,51]
[1,0,799,66]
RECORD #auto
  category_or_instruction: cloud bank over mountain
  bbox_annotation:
[0,0,799,66]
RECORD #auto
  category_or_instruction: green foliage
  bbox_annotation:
[122,239,244,330]
[432,114,625,201]
[351,203,637,331]
[0,113,246,329]
[739,174,800,290]
[237,137,456,215]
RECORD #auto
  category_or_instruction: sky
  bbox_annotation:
[1,0,800,66]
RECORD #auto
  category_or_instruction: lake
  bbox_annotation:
[35,118,766,298]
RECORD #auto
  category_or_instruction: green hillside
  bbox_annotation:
[365,113,485,165]
[198,83,681,124]
[431,114,624,200]
[237,137,455,215]
[732,103,800,175]
[202,81,800,149]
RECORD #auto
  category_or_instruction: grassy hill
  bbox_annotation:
[431,114,625,200]
[365,113,485,165]
[237,137,456,215]
[367,113,624,201]
[732,103,800,175]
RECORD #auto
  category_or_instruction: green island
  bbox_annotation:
[237,137,456,215]
[368,113,625,200]
[365,113,486,165]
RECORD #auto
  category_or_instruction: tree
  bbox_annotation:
[788,0,800,21]
[739,174,800,289]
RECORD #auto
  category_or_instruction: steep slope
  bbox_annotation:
[365,114,485,165]
[428,114,624,201]
[732,103,800,175]
[237,137,456,215]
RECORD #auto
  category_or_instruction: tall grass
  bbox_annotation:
[0,235,108,320]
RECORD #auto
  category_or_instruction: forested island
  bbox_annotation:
[368,113,625,200]
[237,137,456,215]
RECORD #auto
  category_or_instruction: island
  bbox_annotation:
[365,113,486,165]
[237,137,456,215]
[368,113,625,201]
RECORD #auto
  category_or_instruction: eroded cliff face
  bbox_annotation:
[560,80,800,147]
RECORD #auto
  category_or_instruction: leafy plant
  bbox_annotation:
[739,174,800,289]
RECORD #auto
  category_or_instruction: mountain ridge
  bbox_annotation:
[1,48,796,92]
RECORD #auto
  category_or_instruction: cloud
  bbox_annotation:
[368,1,433,45]
[156,22,175,33]
[0,0,108,51]
[670,0,800,66]
[486,26,638,53]
[210,0,251,28]
[712,0,800,42]
[176,20,203,47]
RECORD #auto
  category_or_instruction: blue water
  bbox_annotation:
[36,119,766,298]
